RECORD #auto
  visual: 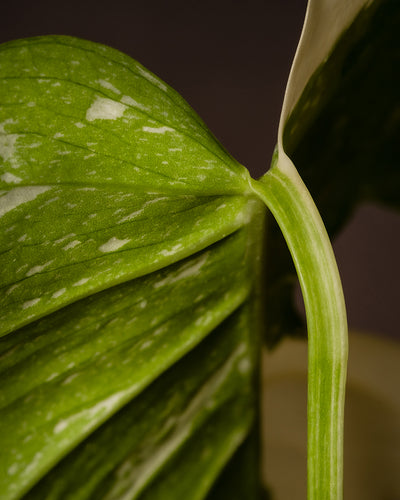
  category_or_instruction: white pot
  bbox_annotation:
[261,332,400,499]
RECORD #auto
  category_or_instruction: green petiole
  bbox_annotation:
[250,151,348,500]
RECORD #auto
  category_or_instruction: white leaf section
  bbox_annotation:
[0,186,52,217]
[153,253,208,289]
[86,97,127,122]
[0,133,19,162]
[142,126,174,134]
[1,173,22,184]
[136,66,168,92]
[26,261,52,277]
[121,95,148,112]
[279,0,371,139]
[98,237,131,253]
[97,79,121,95]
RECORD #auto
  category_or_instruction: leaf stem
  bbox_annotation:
[249,152,348,500]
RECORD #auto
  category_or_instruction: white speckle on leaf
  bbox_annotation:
[160,244,183,257]
[142,125,174,134]
[53,132,64,139]
[153,326,166,336]
[39,197,60,209]
[24,452,44,476]
[0,186,52,217]
[0,118,16,134]
[168,147,182,152]
[0,118,18,163]
[154,253,208,289]
[136,66,168,91]
[75,122,85,128]
[16,264,28,274]
[26,261,52,277]
[73,278,90,287]
[53,419,69,434]
[143,196,168,207]
[195,313,213,327]
[119,209,143,223]
[62,372,80,385]
[139,300,147,309]
[195,293,205,303]
[98,237,131,253]
[236,343,247,355]
[1,172,22,184]
[0,133,19,162]
[238,357,251,374]
[121,95,147,111]
[6,284,19,295]
[140,340,153,351]
[86,97,126,121]
[53,389,131,435]
[52,288,66,298]
[22,298,40,309]
[97,79,121,94]
[25,142,42,150]
[88,390,131,418]
[54,233,76,244]
[7,463,18,476]
[150,318,159,328]
[17,233,27,241]
[62,239,80,251]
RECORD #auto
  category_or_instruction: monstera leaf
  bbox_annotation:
[0,0,398,499]
[0,36,267,500]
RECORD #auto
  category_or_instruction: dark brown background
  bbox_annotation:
[2,0,399,340]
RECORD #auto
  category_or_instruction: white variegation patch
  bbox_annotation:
[86,97,126,122]
[0,186,52,217]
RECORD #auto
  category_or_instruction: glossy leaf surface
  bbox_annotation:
[0,36,263,500]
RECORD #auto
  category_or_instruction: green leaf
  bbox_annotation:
[0,35,257,337]
[0,36,265,499]
[0,36,249,195]
[5,301,258,500]
[1,187,254,336]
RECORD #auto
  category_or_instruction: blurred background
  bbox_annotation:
[2,0,399,340]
